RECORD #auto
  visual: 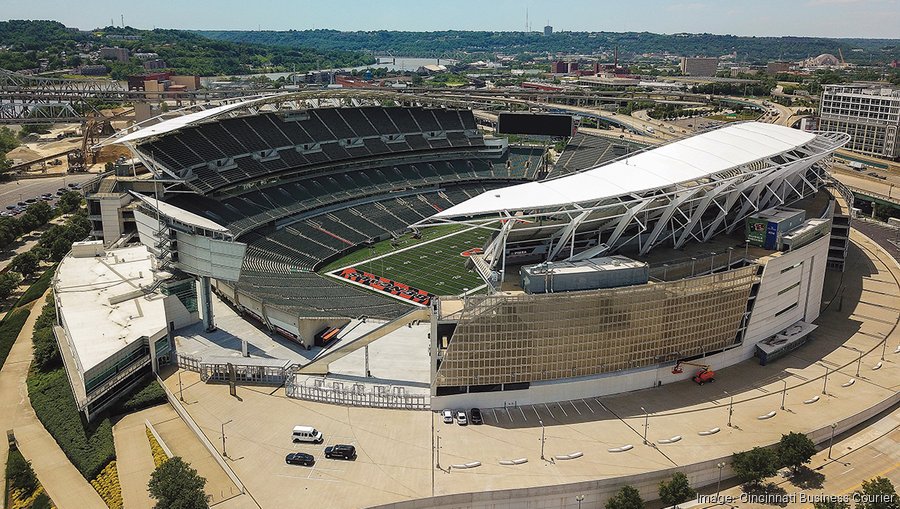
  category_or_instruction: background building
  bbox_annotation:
[680,56,719,76]
[99,46,130,62]
[819,83,900,159]
[543,25,553,36]
[767,61,792,74]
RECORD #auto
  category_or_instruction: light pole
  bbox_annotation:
[576,495,585,509]
[221,419,233,458]
[780,379,787,410]
[435,432,441,469]
[539,420,546,460]
[822,366,829,395]
[827,423,837,459]
[726,394,734,428]
[178,370,184,402]
[641,407,649,444]
[716,462,726,498]
[882,335,888,361]
[855,350,862,378]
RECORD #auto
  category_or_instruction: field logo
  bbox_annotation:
[460,247,484,257]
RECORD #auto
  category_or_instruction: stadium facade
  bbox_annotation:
[58,95,851,417]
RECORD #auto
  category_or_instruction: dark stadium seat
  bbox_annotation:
[410,108,441,133]
[386,108,422,134]
[335,108,378,137]
[312,109,358,139]
[361,108,400,134]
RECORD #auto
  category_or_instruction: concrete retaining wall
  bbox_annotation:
[369,391,900,509]
[155,374,245,494]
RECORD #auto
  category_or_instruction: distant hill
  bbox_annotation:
[196,29,900,64]
[0,20,374,77]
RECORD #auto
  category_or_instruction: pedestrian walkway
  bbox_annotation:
[146,401,248,506]
[113,408,162,509]
[0,289,106,509]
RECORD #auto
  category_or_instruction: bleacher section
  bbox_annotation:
[550,133,646,179]
[166,147,544,237]
[236,184,499,319]
[138,106,546,320]
[138,107,487,194]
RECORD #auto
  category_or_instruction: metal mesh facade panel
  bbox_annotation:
[436,265,758,387]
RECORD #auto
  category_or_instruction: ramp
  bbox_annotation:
[298,307,430,375]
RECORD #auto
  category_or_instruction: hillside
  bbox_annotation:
[0,20,374,77]
[196,29,900,63]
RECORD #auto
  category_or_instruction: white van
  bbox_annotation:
[292,426,323,443]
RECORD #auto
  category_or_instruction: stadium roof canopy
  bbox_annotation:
[431,122,816,218]
[131,192,230,233]
[109,96,276,145]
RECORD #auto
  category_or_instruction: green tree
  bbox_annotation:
[814,500,850,509]
[605,485,644,509]
[732,447,778,487]
[148,457,209,509]
[659,472,697,508]
[9,251,39,278]
[776,432,817,474]
[0,272,22,300]
[57,191,84,214]
[856,477,899,509]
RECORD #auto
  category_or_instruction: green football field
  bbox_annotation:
[327,226,492,296]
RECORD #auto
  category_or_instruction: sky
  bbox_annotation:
[1,0,899,38]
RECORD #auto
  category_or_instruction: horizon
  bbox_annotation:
[2,0,899,39]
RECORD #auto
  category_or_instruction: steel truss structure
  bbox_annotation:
[415,124,850,281]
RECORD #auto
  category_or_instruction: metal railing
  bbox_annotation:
[285,376,430,410]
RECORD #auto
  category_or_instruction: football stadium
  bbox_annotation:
[54,92,852,424]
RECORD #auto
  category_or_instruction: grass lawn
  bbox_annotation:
[345,227,492,296]
[319,224,466,272]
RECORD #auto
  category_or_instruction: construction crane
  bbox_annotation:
[672,360,716,385]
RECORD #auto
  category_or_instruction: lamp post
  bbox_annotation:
[781,379,787,410]
[716,462,726,498]
[641,407,649,445]
[855,350,862,378]
[691,257,697,276]
[725,392,734,428]
[221,419,233,458]
[822,366,829,395]
[882,335,888,361]
[576,495,585,509]
[828,423,837,459]
[539,420,546,460]
[178,370,184,402]
[436,431,441,469]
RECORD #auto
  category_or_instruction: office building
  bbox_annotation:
[819,83,900,159]
[680,57,719,77]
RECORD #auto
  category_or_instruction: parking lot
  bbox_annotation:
[0,174,94,213]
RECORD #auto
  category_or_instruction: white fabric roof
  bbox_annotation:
[132,192,229,233]
[113,96,271,145]
[433,122,816,218]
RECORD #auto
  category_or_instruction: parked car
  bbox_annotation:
[324,444,356,460]
[442,409,453,424]
[285,452,315,466]
[291,426,323,443]
[456,410,468,426]
[17,201,26,207]
[55,190,64,196]
[470,408,483,425]
[25,198,36,204]
[67,183,78,188]
[5,205,15,210]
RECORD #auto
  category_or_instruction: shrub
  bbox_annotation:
[31,296,60,373]
[15,265,56,307]
[32,491,52,509]
[26,367,115,480]
[6,448,37,494]
[9,251,39,278]
[146,427,170,468]
[90,461,122,509]
[111,377,167,415]
[856,477,898,509]
[0,271,22,301]
[0,308,30,369]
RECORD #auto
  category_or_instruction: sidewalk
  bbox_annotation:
[0,290,106,509]
[113,408,161,509]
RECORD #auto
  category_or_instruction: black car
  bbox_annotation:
[285,452,315,466]
[324,444,356,460]
[470,408,483,425]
